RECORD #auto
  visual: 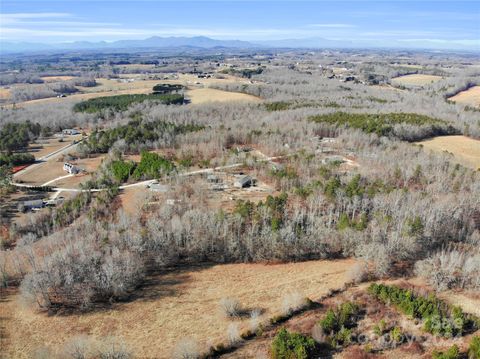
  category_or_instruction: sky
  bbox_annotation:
[0,0,479,50]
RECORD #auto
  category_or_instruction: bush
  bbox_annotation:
[281,292,308,315]
[469,336,480,359]
[368,283,478,337]
[319,302,360,334]
[271,328,316,359]
[432,344,460,359]
[173,337,199,359]
[219,297,241,318]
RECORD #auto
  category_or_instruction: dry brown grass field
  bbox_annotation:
[449,85,480,108]
[0,259,355,358]
[40,76,76,82]
[416,135,480,169]
[186,87,261,104]
[0,87,11,101]
[26,135,82,159]
[391,74,443,87]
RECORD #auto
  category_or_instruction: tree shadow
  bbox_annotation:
[52,262,218,316]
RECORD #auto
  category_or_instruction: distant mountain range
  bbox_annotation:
[1,35,478,54]
[1,36,256,53]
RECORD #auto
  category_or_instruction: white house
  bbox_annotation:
[63,162,81,174]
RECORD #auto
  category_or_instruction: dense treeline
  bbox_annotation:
[220,67,264,78]
[0,152,35,166]
[309,112,457,141]
[109,151,175,182]
[0,121,43,152]
[152,83,184,94]
[73,93,184,113]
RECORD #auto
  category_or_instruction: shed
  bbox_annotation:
[62,129,80,135]
[19,199,45,212]
[234,175,252,188]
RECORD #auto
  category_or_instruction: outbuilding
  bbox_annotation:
[19,199,45,212]
[234,175,253,188]
[62,129,80,135]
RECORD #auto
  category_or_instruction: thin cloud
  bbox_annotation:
[0,12,72,25]
[307,24,356,28]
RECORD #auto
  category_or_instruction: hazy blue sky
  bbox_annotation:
[1,1,479,49]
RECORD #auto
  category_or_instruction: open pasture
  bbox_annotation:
[0,259,354,359]
[186,87,261,104]
[416,135,480,170]
[449,85,480,108]
[391,74,442,87]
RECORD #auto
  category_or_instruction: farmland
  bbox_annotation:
[416,135,480,170]
[449,85,480,108]
[186,87,262,104]
[391,74,443,87]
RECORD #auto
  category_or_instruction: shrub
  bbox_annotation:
[432,344,460,359]
[173,337,199,359]
[469,336,480,359]
[319,302,360,334]
[227,322,242,345]
[97,336,131,359]
[219,297,241,318]
[271,328,316,359]
[368,283,478,337]
[281,291,308,315]
[249,308,262,332]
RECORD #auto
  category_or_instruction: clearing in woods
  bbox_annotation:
[416,135,480,170]
[391,74,443,87]
[0,259,354,359]
[449,85,480,108]
[40,76,76,82]
[186,87,261,104]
